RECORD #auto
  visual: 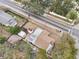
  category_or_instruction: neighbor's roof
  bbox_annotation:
[0,10,17,26]
[8,35,22,44]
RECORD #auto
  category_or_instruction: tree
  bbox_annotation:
[66,9,78,20]
[0,36,6,44]
[50,0,74,16]
[27,1,45,15]
[8,26,21,34]
[28,0,53,15]
[15,0,53,15]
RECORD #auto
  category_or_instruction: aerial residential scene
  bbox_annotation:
[0,0,79,59]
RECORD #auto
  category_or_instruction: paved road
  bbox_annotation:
[0,0,79,38]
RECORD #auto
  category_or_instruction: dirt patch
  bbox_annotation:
[0,26,11,39]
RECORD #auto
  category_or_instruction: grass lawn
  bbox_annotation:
[0,41,32,59]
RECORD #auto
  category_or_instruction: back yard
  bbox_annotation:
[0,41,32,59]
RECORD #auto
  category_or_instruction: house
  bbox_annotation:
[26,27,55,53]
[0,10,17,27]
[8,35,22,44]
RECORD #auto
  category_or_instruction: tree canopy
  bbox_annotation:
[66,9,78,20]
[50,0,74,16]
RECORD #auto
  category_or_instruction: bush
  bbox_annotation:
[0,36,6,44]
[9,26,21,34]
[66,9,78,20]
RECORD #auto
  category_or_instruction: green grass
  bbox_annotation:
[8,26,21,34]
[0,36,6,44]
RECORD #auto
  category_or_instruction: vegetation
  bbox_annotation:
[0,36,6,44]
[51,33,77,59]
[15,0,79,22]
[14,41,32,59]
[15,0,52,15]
[8,26,21,34]
[16,0,75,16]
[0,41,32,59]
[50,0,74,16]
[66,9,78,20]
[27,1,45,15]
[36,48,48,59]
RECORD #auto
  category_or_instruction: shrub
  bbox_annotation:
[9,26,21,34]
[66,9,78,20]
[0,36,6,44]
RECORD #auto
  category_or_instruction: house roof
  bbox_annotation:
[0,10,17,27]
[8,35,22,44]
[27,28,55,50]
[35,30,55,49]
[28,28,43,43]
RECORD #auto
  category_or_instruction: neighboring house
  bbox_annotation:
[8,35,22,44]
[26,27,55,53]
[0,10,17,27]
